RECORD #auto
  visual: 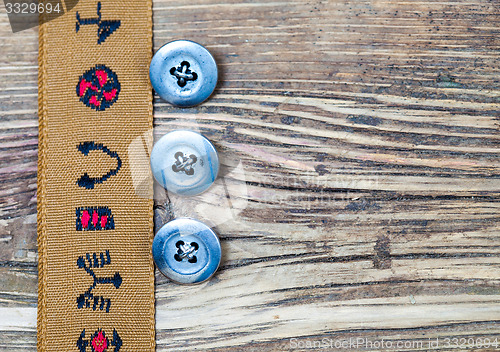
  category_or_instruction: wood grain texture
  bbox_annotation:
[0,0,499,351]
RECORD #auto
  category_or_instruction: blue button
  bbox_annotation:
[150,130,219,196]
[150,40,218,107]
[152,218,221,284]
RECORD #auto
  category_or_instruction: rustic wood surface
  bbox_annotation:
[0,0,499,351]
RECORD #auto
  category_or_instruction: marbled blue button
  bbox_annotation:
[150,130,219,196]
[152,218,221,284]
[150,40,218,107]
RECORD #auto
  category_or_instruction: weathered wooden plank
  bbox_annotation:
[152,0,500,350]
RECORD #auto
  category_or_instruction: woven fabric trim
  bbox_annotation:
[37,1,155,350]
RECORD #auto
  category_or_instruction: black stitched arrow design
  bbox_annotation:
[77,250,122,313]
[77,141,122,190]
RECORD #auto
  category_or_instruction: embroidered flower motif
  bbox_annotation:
[77,328,122,352]
[91,329,109,352]
[76,65,120,111]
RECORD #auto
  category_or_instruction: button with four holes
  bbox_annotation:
[150,130,219,196]
[150,40,218,107]
[152,218,221,284]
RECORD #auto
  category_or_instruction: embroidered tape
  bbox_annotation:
[37,1,154,350]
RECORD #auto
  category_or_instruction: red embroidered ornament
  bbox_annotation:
[91,330,108,352]
[76,65,121,111]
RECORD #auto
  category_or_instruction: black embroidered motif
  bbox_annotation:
[76,207,115,231]
[172,152,197,175]
[76,65,120,111]
[76,2,121,44]
[170,61,198,87]
[77,330,89,352]
[77,142,122,189]
[77,328,122,352]
[77,250,122,313]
